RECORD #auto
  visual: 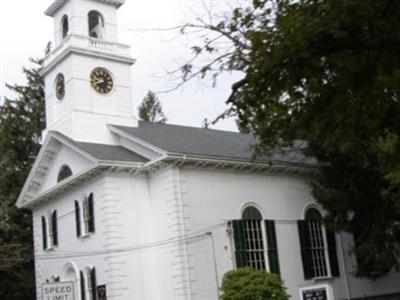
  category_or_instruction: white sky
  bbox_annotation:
[0,0,244,131]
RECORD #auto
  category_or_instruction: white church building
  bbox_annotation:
[16,0,400,299]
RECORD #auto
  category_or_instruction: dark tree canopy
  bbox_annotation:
[138,90,167,123]
[0,58,45,299]
[220,267,289,300]
[180,0,400,278]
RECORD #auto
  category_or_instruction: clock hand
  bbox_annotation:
[93,78,104,84]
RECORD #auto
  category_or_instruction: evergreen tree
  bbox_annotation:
[138,90,167,123]
[181,0,400,278]
[0,58,45,299]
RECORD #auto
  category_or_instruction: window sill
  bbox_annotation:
[311,276,336,283]
[44,246,56,252]
[78,233,94,240]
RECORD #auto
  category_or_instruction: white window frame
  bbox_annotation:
[76,195,94,239]
[85,266,95,300]
[232,205,277,273]
[42,210,57,251]
[304,207,333,279]
[83,197,90,234]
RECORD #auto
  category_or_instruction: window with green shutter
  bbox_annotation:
[86,267,97,300]
[265,220,280,275]
[298,207,340,279]
[231,206,281,274]
[76,193,95,238]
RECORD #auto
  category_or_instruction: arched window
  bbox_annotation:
[57,165,72,183]
[242,206,263,220]
[88,11,104,39]
[298,207,340,279]
[61,15,69,39]
[84,193,95,234]
[240,206,265,269]
[62,262,79,299]
[42,210,59,250]
[75,194,95,239]
[231,205,281,274]
[305,207,322,221]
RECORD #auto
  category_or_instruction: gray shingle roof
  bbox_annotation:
[76,141,148,163]
[112,122,315,165]
[52,131,148,163]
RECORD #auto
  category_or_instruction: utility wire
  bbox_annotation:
[35,222,227,261]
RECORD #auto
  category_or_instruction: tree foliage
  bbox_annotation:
[220,267,289,300]
[180,0,400,278]
[138,90,167,123]
[0,58,45,299]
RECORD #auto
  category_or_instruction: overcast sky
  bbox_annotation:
[0,0,243,131]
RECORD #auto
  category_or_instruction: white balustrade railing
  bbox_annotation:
[43,34,131,68]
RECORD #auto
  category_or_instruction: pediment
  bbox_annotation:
[36,142,94,195]
[16,132,97,209]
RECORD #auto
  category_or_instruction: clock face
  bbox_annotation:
[55,73,65,100]
[91,68,114,94]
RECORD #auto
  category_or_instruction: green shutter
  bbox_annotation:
[75,201,81,237]
[52,211,58,246]
[297,220,314,279]
[265,220,280,275]
[231,220,248,268]
[80,271,86,300]
[42,217,47,250]
[88,194,95,233]
[90,267,97,300]
[326,229,340,277]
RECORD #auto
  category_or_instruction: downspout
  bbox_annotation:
[339,232,351,300]
[206,232,221,299]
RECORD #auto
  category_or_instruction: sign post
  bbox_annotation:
[42,282,75,300]
[300,284,333,300]
[97,284,107,300]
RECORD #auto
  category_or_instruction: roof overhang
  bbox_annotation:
[16,131,143,209]
[20,162,142,210]
[45,0,125,17]
[140,153,318,176]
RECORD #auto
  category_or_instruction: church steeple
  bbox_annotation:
[41,0,137,144]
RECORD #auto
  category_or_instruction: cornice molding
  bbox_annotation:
[40,45,136,77]
[45,0,125,17]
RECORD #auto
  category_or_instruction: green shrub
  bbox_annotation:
[220,267,290,300]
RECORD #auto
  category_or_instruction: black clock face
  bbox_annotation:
[91,68,114,94]
[55,73,65,100]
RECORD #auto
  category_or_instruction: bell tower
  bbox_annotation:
[41,0,137,144]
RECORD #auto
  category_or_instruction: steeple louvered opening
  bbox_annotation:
[61,15,69,39]
[88,11,105,39]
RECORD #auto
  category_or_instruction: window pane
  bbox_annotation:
[57,165,72,182]
[242,206,262,220]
